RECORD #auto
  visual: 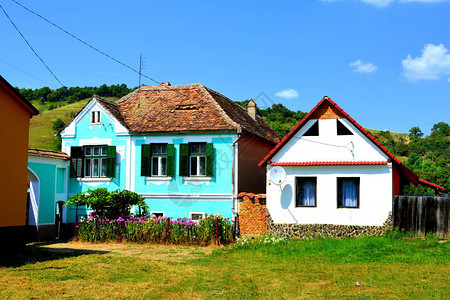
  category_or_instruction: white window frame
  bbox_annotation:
[91,111,101,124]
[150,211,165,218]
[190,155,206,177]
[190,212,205,221]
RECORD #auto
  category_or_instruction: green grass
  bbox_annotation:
[1,236,448,299]
[28,97,118,150]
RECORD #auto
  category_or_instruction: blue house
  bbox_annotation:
[60,83,280,221]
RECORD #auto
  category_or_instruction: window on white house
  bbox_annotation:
[304,121,319,136]
[337,119,353,135]
[190,143,206,176]
[91,111,101,124]
[84,146,108,177]
[151,144,168,176]
[296,177,317,207]
[337,177,360,208]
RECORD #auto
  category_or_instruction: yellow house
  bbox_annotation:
[0,75,38,255]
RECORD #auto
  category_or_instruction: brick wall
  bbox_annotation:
[237,192,267,236]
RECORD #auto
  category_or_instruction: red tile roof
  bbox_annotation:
[28,148,70,160]
[96,84,280,143]
[270,161,388,166]
[418,179,445,190]
[259,97,444,191]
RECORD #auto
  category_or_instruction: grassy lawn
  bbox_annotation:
[0,236,448,299]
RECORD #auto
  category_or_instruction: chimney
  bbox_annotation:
[246,99,257,120]
[158,82,171,86]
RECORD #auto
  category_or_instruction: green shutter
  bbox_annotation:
[166,144,175,177]
[70,146,84,178]
[106,146,116,178]
[179,143,189,177]
[206,143,214,177]
[141,144,151,177]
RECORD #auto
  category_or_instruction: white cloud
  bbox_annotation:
[349,60,378,73]
[402,43,450,81]
[361,0,395,7]
[319,0,449,7]
[275,89,299,99]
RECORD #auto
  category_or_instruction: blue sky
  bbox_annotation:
[1,0,449,134]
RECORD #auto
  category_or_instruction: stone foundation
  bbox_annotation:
[267,210,393,239]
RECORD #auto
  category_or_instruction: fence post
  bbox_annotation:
[165,218,170,244]
[74,205,79,241]
[215,217,219,246]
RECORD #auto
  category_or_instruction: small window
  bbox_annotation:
[91,111,101,124]
[337,119,353,135]
[296,177,317,207]
[337,177,360,208]
[304,121,319,136]
[190,143,207,176]
[151,212,164,218]
[190,213,205,221]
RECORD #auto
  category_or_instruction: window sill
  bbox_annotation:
[78,177,111,182]
[183,177,212,186]
[77,177,111,186]
[145,177,172,186]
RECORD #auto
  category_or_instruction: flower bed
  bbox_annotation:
[77,214,234,246]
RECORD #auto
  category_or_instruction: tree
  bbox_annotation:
[409,126,423,139]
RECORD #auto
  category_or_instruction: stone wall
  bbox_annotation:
[267,210,393,239]
[237,192,393,238]
[237,193,267,236]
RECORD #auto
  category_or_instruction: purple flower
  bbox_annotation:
[117,217,125,222]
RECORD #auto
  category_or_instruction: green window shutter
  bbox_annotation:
[179,143,189,177]
[166,144,175,177]
[70,146,84,178]
[106,146,116,178]
[206,143,214,177]
[141,144,151,177]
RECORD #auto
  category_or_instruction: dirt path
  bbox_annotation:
[35,241,217,262]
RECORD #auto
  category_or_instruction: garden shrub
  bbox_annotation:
[76,214,234,246]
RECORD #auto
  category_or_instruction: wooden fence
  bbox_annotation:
[393,196,449,239]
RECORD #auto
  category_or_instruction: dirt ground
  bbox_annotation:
[35,241,217,262]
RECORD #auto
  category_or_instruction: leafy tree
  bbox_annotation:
[409,126,423,139]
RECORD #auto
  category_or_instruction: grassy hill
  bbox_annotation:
[28,97,118,150]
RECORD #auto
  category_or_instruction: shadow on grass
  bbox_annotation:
[0,240,109,268]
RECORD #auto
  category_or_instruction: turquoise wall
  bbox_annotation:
[56,168,65,193]
[28,162,56,225]
[147,199,233,219]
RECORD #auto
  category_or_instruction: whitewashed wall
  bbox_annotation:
[266,164,393,226]
[267,118,393,226]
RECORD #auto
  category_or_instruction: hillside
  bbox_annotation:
[28,97,118,150]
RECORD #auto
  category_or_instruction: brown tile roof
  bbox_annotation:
[104,83,281,143]
[28,148,70,160]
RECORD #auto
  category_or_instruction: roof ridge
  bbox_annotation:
[199,85,241,130]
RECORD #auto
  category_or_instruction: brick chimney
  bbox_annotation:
[246,99,257,120]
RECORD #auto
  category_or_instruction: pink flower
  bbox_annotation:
[356,282,361,287]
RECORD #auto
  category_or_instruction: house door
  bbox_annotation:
[27,169,39,226]
[55,201,65,239]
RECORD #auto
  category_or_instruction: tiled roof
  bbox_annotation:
[28,148,70,160]
[107,84,280,143]
[270,161,388,166]
[95,96,129,129]
[259,96,444,191]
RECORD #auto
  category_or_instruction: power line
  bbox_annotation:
[10,0,160,86]
[0,58,59,88]
[0,4,64,87]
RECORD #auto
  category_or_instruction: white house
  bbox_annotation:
[259,96,443,227]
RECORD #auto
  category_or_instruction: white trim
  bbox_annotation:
[142,193,231,200]
[78,177,111,182]
[145,177,172,185]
